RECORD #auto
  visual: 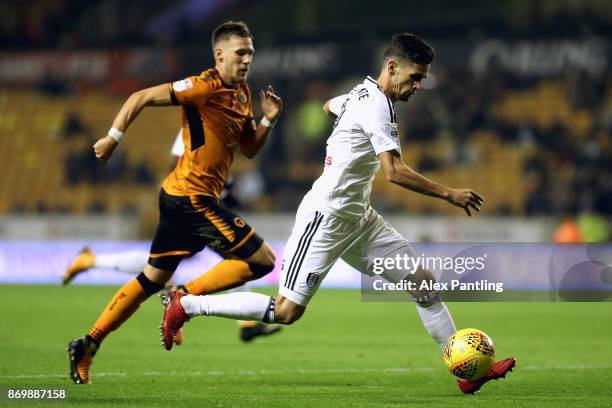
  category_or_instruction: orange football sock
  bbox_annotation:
[184,259,254,295]
[87,278,148,344]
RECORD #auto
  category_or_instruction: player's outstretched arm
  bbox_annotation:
[93,84,173,162]
[379,150,484,216]
[239,85,282,159]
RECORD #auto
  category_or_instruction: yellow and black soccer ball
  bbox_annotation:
[443,328,495,380]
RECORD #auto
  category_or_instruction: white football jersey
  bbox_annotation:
[302,76,401,218]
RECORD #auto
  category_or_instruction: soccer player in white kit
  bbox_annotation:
[162,33,515,393]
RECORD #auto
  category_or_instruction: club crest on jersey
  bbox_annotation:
[238,91,247,104]
[234,217,246,228]
[306,273,319,288]
[172,79,193,92]
[325,156,333,166]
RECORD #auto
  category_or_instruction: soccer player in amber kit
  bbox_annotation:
[62,131,280,344]
[67,20,282,384]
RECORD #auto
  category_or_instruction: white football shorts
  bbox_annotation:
[279,204,415,306]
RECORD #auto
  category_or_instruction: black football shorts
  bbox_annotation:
[148,188,263,272]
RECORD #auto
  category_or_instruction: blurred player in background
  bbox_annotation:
[63,130,281,344]
[67,20,283,384]
[162,33,515,394]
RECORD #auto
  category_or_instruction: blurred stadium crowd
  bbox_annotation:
[0,0,610,239]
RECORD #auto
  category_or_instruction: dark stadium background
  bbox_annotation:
[0,2,611,406]
[0,0,610,240]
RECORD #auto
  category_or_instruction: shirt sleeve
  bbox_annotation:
[360,97,401,155]
[170,129,184,157]
[168,75,217,107]
[327,94,349,116]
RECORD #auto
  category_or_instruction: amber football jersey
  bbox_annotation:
[162,68,254,199]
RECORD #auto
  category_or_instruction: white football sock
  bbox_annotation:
[95,250,149,274]
[226,284,253,326]
[416,300,456,349]
[180,292,274,322]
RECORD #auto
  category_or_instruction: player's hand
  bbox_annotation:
[259,85,282,122]
[93,136,119,162]
[447,188,484,216]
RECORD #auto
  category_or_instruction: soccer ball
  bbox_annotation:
[443,328,495,380]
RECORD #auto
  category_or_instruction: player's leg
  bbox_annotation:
[163,204,279,338]
[341,223,450,347]
[67,263,172,384]
[95,250,149,274]
[156,195,276,350]
[226,283,282,342]
[181,242,276,294]
[87,218,192,346]
[179,197,276,295]
[67,190,197,384]
[345,208,457,348]
[65,245,188,344]
[394,261,516,392]
[399,263,457,348]
[354,209,515,393]
[405,265,516,393]
[173,245,280,341]
[179,209,341,324]
[63,246,96,284]
[63,247,151,284]
[162,209,354,349]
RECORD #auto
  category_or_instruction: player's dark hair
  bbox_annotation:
[212,21,252,47]
[383,33,434,65]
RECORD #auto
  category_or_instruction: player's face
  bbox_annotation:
[390,61,429,102]
[216,35,255,85]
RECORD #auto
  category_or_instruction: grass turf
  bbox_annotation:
[0,285,611,407]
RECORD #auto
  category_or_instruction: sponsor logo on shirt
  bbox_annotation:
[209,239,222,250]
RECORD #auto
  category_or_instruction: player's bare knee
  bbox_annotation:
[246,242,276,266]
[245,243,276,279]
[274,296,305,325]
[137,265,171,296]
[274,308,303,325]
[143,265,173,286]
[259,242,276,265]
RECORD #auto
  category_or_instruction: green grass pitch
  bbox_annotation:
[1,285,611,407]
